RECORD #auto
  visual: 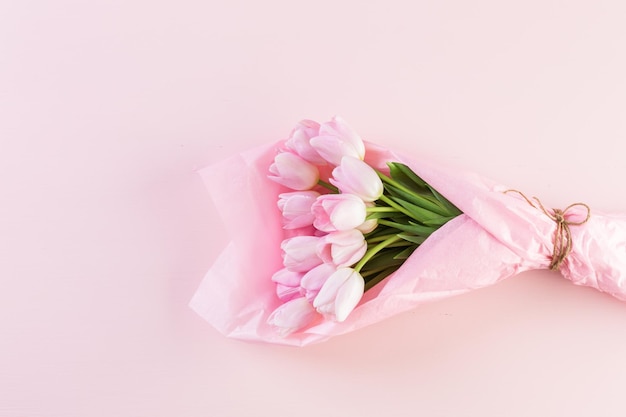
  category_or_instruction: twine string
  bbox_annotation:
[504,190,591,270]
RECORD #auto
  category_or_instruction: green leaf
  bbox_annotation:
[384,183,450,217]
[397,233,427,245]
[387,164,424,192]
[389,162,428,188]
[363,265,403,291]
[377,219,437,235]
[393,246,418,259]
[359,249,405,272]
[365,210,406,220]
[389,195,445,221]
[387,162,461,217]
[427,186,462,216]
[364,224,398,240]
[421,216,455,227]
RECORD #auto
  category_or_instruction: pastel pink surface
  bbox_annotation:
[4,1,626,416]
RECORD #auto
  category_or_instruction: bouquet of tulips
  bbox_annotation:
[266,119,462,334]
[190,117,626,346]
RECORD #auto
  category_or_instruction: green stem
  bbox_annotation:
[383,241,413,249]
[317,179,338,193]
[366,206,399,213]
[377,219,406,229]
[377,171,415,195]
[366,233,402,243]
[354,235,402,272]
[378,194,418,220]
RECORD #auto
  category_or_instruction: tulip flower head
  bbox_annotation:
[267,297,318,336]
[271,268,304,287]
[313,267,365,322]
[330,156,383,202]
[285,119,326,164]
[311,193,367,232]
[310,116,366,166]
[278,191,320,229]
[317,229,367,268]
[300,263,337,302]
[275,284,303,302]
[269,151,320,191]
[281,236,324,272]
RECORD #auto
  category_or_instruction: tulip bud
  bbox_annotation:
[356,217,378,234]
[285,120,326,164]
[356,202,378,233]
[330,156,383,202]
[278,191,320,229]
[271,268,304,287]
[281,236,323,272]
[267,297,318,335]
[311,194,367,232]
[300,263,336,302]
[275,284,303,302]
[309,116,365,165]
[317,229,367,267]
[269,151,320,191]
[313,267,364,322]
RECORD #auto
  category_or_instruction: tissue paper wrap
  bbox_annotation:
[190,141,626,346]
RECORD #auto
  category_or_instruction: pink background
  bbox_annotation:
[2,1,626,416]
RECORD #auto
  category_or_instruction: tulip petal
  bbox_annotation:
[267,297,317,335]
[319,116,365,159]
[271,268,304,286]
[301,263,336,292]
[275,284,303,302]
[317,230,367,267]
[281,236,323,272]
[278,191,319,229]
[330,156,383,202]
[329,197,367,230]
[268,152,320,191]
[310,135,363,166]
[285,120,326,164]
[313,267,352,310]
[334,271,365,321]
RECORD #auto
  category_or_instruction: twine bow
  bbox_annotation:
[505,190,591,270]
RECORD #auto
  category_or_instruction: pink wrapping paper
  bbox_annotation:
[190,140,626,346]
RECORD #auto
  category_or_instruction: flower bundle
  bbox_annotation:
[266,118,461,334]
[190,116,626,346]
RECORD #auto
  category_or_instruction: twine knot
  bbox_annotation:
[553,210,564,223]
[505,190,591,271]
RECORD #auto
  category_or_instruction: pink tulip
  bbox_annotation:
[284,225,328,241]
[278,191,319,229]
[275,284,303,302]
[300,263,336,302]
[271,268,304,287]
[330,156,383,202]
[267,297,318,335]
[356,217,378,234]
[285,120,326,164]
[317,229,367,267]
[356,202,378,233]
[281,236,323,272]
[272,268,305,301]
[269,151,319,191]
[310,116,365,165]
[313,267,364,322]
[311,193,367,232]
